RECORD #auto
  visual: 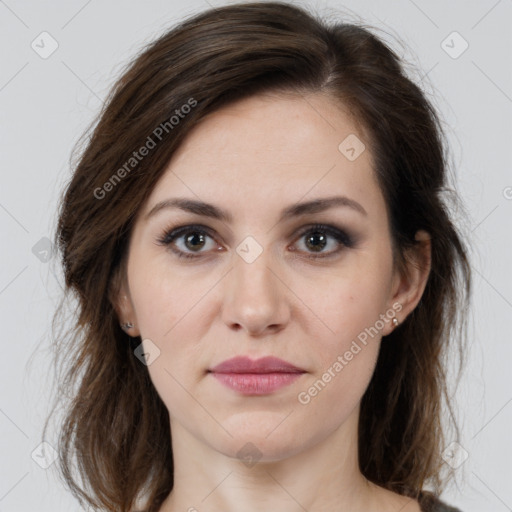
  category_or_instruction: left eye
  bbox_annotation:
[156,223,353,260]
[292,225,352,258]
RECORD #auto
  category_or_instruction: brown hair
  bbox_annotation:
[45,2,471,511]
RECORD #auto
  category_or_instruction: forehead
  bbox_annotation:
[142,92,385,223]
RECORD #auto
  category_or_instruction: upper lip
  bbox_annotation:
[209,356,305,374]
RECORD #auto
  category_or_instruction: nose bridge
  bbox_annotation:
[221,235,288,335]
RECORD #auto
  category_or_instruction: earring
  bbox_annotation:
[392,318,399,328]
[121,322,134,330]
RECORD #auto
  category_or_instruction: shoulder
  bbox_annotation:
[418,491,462,512]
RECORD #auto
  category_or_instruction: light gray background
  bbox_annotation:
[1,0,511,511]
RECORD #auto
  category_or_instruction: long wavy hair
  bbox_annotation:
[45,2,471,511]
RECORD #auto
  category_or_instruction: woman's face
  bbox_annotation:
[119,92,417,462]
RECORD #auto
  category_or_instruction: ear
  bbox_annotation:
[109,266,141,337]
[383,230,432,335]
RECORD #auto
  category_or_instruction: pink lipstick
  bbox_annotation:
[209,356,305,395]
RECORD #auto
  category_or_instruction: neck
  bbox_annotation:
[159,408,378,512]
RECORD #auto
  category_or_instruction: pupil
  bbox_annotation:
[186,232,205,250]
[306,231,326,252]
[183,231,328,253]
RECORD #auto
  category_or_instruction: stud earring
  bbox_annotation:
[121,322,134,330]
[392,318,399,328]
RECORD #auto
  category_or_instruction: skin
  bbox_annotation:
[115,92,431,512]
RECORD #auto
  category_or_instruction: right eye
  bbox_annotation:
[156,224,221,259]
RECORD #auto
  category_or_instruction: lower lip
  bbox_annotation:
[211,372,303,395]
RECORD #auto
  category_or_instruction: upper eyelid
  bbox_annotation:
[160,222,345,237]
[158,222,353,249]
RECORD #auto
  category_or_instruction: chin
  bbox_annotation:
[223,438,303,465]
[208,419,308,463]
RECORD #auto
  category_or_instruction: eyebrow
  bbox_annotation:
[144,195,367,223]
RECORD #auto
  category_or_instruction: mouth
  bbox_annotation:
[208,356,306,395]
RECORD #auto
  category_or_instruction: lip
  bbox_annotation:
[209,356,305,374]
[209,356,306,395]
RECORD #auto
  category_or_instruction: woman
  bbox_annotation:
[46,2,470,511]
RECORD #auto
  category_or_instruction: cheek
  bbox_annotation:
[297,268,390,404]
[129,255,210,339]
[127,259,213,402]
[311,268,391,349]
[296,342,379,435]
[295,277,386,420]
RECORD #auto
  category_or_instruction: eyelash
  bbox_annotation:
[155,223,354,261]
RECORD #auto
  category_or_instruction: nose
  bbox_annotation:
[221,246,290,337]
